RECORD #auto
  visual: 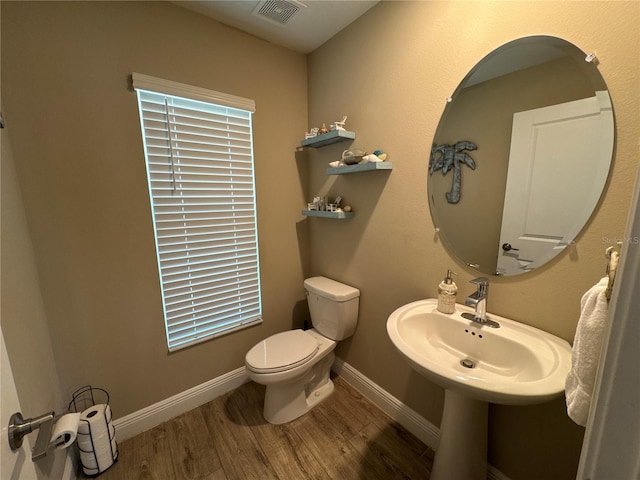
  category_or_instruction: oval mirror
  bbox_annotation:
[428,36,614,276]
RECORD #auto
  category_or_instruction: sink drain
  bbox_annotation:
[460,358,476,369]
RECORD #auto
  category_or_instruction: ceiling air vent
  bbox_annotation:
[252,0,307,26]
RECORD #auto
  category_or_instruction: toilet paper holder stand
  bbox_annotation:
[8,410,59,461]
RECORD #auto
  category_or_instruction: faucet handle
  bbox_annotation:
[469,277,489,296]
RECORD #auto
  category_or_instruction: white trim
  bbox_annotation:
[488,464,513,480]
[62,452,77,480]
[110,358,509,479]
[332,357,439,448]
[332,357,510,480]
[131,72,256,112]
[113,367,249,442]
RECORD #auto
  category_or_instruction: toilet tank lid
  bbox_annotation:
[304,276,360,301]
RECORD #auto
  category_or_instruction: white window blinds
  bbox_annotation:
[133,74,262,351]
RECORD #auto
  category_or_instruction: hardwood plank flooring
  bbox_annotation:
[91,376,434,480]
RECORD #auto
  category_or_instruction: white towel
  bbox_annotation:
[565,277,609,426]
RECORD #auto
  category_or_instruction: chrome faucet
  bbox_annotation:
[463,277,500,328]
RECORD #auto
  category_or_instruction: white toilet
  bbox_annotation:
[245,276,360,424]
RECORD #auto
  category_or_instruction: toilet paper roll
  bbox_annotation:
[80,437,118,472]
[77,422,115,451]
[50,413,81,450]
[77,404,118,474]
[78,404,112,435]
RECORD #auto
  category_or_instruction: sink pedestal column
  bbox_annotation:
[431,389,488,480]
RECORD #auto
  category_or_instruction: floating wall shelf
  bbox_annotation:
[300,130,356,148]
[326,161,394,175]
[301,210,354,219]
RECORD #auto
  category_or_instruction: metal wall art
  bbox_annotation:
[429,141,477,204]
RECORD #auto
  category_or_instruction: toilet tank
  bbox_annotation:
[304,276,360,340]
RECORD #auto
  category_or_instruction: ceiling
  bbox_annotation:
[173,0,380,54]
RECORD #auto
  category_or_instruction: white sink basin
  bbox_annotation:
[387,299,572,405]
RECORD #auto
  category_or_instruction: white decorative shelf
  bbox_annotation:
[300,130,356,148]
[301,210,354,219]
[326,161,393,175]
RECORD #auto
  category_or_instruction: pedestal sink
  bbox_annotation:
[386,299,571,480]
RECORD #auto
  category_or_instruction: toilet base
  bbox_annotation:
[263,352,335,424]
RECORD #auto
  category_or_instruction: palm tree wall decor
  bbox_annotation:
[429,140,477,204]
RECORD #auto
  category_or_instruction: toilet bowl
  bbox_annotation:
[246,329,336,424]
[245,276,360,424]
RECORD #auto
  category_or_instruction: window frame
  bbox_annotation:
[133,73,262,351]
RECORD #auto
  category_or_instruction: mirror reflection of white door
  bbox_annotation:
[1,326,38,480]
[497,91,613,275]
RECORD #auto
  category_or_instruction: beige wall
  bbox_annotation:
[2,1,639,480]
[308,1,639,479]
[1,0,308,419]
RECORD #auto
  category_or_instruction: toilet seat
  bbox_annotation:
[246,330,319,374]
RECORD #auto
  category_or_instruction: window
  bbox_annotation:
[133,73,262,351]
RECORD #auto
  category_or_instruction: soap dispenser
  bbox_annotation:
[437,270,458,314]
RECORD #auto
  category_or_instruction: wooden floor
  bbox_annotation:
[91,376,434,480]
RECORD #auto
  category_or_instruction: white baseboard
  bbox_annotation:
[488,464,512,480]
[331,357,440,448]
[110,359,508,480]
[62,451,76,480]
[332,357,509,480]
[113,367,249,442]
